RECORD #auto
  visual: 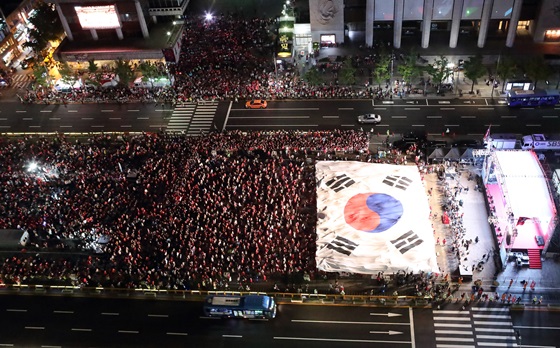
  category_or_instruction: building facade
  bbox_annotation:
[307,0,560,49]
[0,0,40,69]
[49,0,188,63]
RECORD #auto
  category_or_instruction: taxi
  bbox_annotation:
[245,100,268,109]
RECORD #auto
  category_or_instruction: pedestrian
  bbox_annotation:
[523,281,528,292]
[442,238,446,245]
[509,278,514,288]
[436,237,440,245]
[475,236,479,243]
[501,293,507,303]
[533,296,538,304]
[538,296,543,305]
[530,280,536,291]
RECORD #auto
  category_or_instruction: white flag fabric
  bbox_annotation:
[316,161,439,274]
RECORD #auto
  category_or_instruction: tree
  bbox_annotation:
[463,54,487,93]
[425,55,453,94]
[113,59,134,87]
[372,52,391,88]
[137,61,159,88]
[22,2,63,57]
[522,56,551,89]
[397,50,421,87]
[87,59,99,74]
[31,63,49,87]
[495,56,517,92]
[303,66,322,86]
[338,58,357,85]
[58,62,74,85]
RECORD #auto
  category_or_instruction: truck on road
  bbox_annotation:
[521,134,560,151]
[484,133,519,150]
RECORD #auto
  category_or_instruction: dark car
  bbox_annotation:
[452,139,480,148]
[21,56,35,69]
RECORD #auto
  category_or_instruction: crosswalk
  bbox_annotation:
[433,307,517,347]
[1,74,32,89]
[165,102,218,135]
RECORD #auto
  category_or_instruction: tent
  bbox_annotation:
[444,148,461,161]
[428,148,446,162]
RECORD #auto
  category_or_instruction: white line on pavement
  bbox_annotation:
[322,116,339,118]
[6,309,27,312]
[222,335,242,338]
[71,328,92,332]
[148,314,169,318]
[101,110,114,112]
[53,310,74,314]
[461,116,476,118]
[226,124,318,127]
[435,337,474,342]
[392,116,407,118]
[229,116,309,119]
[513,325,560,330]
[426,116,442,118]
[411,124,425,127]
[166,332,188,336]
[476,335,515,340]
[274,337,411,344]
[433,317,470,321]
[433,323,472,328]
[101,312,119,316]
[118,330,138,334]
[434,330,473,335]
[526,124,542,127]
[473,321,512,326]
[25,327,45,330]
[475,328,514,333]
[472,314,510,319]
[405,108,420,110]
[542,115,559,118]
[432,310,469,314]
[291,320,410,326]
[409,307,416,348]
[436,345,474,348]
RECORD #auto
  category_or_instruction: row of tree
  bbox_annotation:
[304,50,556,94]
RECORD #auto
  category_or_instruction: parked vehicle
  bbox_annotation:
[521,134,560,151]
[357,113,381,124]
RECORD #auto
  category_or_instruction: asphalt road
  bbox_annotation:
[1,294,559,348]
[225,98,560,135]
[1,98,560,135]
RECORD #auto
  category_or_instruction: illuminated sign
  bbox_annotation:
[75,5,121,30]
[545,29,560,42]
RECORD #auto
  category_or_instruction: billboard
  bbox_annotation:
[75,5,121,30]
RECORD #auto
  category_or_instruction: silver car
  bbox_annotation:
[357,113,381,124]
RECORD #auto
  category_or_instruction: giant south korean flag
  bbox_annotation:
[316,161,438,274]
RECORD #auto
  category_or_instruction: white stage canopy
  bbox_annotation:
[315,161,438,274]
[493,151,557,223]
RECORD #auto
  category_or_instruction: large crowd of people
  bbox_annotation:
[0,130,369,290]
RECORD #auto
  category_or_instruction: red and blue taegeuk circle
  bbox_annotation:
[344,193,403,232]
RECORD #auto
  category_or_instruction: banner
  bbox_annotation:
[316,161,438,274]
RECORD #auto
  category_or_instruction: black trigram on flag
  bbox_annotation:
[391,230,423,254]
[325,174,355,192]
[326,236,358,256]
[383,175,412,190]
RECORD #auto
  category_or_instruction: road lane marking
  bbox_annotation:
[6,309,27,312]
[438,101,451,104]
[0,118,6,120]
[542,115,559,118]
[440,108,455,110]
[500,115,517,118]
[91,125,104,128]
[471,308,509,312]
[478,108,494,110]
[382,101,394,104]
[526,124,542,127]
[54,310,74,314]
[25,327,45,330]
[391,116,407,118]
[433,317,470,321]
[118,330,138,334]
[22,118,33,120]
[16,111,26,113]
[433,323,472,328]
[291,320,410,326]
[0,344,14,347]
[81,118,93,120]
[101,110,114,112]
[411,124,425,127]
[370,312,402,317]
[0,126,10,129]
[444,124,459,127]
[67,110,78,113]
[474,321,512,326]
[435,337,474,342]
[49,118,61,120]
[120,125,132,128]
[341,124,354,127]
[109,117,121,120]
[405,108,420,110]
[473,313,509,319]
[475,328,514,333]
[434,330,473,335]
[167,332,188,336]
[148,314,169,318]
[229,116,309,119]
[433,310,469,314]
[137,117,149,120]
[338,107,354,110]
[409,307,415,348]
[225,124,318,127]
[521,107,534,110]
[369,330,402,335]
[322,116,339,118]
[222,335,242,338]
[40,110,52,113]
[427,116,442,118]
[41,346,61,348]
[101,312,119,316]
[476,335,515,340]
[436,345,474,348]
[274,337,411,344]
[71,328,92,332]
[59,126,72,128]
[513,325,560,330]
[461,116,476,118]
[373,108,387,110]
[128,110,140,112]
[28,126,41,128]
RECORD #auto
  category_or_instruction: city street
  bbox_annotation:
[2,99,560,135]
[1,294,558,347]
